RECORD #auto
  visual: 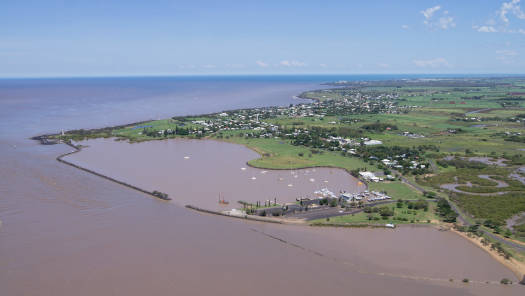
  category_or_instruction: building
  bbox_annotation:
[340,192,363,202]
[359,171,379,182]
[364,139,383,146]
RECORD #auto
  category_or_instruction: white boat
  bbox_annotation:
[314,188,337,199]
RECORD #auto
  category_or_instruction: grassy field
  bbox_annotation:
[111,118,207,141]
[450,193,525,226]
[217,135,374,170]
[368,181,423,200]
[311,202,437,225]
[267,108,525,155]
[418,164,525,227]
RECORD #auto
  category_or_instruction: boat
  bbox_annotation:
[218,193,229,205]
[152,190,171,201]
[314,188,337,199]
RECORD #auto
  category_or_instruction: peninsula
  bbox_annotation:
[37,77,525,282]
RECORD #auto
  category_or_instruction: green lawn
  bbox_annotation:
[312,202,437,225]
[217,135,375,171]
[369,181,423,200]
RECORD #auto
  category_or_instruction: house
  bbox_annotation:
[340,192,362,202]
[359,171,379,182]
[364,139,383,146]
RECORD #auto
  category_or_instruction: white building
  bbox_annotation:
[359,171,379,182]
[364,139,383,146]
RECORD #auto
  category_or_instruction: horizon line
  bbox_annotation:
[1,73,525,80]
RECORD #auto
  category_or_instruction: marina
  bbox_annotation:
[63,138,366,211]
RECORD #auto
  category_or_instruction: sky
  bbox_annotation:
[1,0,525,77]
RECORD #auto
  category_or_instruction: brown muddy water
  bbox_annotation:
[66,138,365,211]
[11,137,512,295]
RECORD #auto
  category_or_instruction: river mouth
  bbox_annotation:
[65,138,365,211]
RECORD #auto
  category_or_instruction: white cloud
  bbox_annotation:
[421,6,441,22]
[255,60,269,67]
[438,15,456,29]
[279,60,306,67]
[401,24,410,30]
[413,58,450,68]
[474,0,525,34]
[496,49,517,56]
[500,0,525,23]
[377,63,390,68]
[421,6,455,30]
[475,25,497,32]
[201,64,216,69]
[319,63,327,68]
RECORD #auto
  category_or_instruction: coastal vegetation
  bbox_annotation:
[435,198,458,223]
[311,199,436,225]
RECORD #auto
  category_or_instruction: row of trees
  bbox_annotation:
[142,126,197,137]
[436,198,458,223]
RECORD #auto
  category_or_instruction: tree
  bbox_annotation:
[468,224,479,233]
[493,225,502,234]
[379,206,394,217]
[423,191,437,198]
[436,198,458,223]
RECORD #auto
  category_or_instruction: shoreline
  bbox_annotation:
[242,150,369,192]
[29,93,315,143]
[451,228,525,283]
[185,204,307,224]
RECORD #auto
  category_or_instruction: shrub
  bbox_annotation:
[423,191,437,198]
[361,122,398,132]
[436,198,458,222]
[452,192,525,226]
[379,206,394,217]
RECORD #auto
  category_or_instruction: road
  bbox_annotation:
[465,108,492,115]
[399,174,525,252]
